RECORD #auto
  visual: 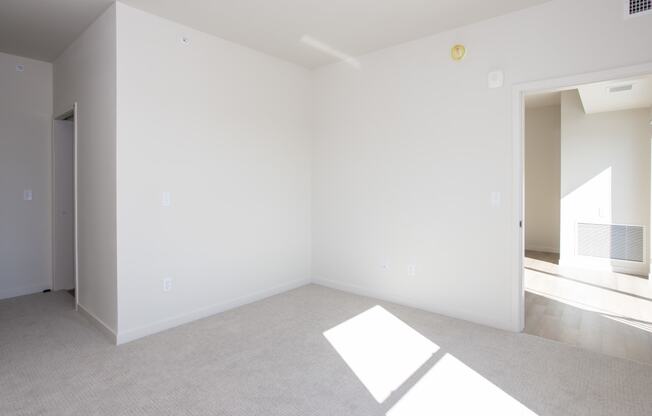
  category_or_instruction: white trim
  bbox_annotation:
[0,285,50,301]
[313,278,515,332]
[115,278,311,345]
[78,303,117,344]
[73,102,79,311]
[511,85,525,333]
[559,256,648,276]
[53,104,79,311]
[512,61,652,333]
[49,117,55,293]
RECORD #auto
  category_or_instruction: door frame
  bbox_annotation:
[511,62,652,332]
[52,103,79,310]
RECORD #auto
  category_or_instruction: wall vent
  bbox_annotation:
[608,84,633,93]
[577,223,645,262]
[627,0,652,17]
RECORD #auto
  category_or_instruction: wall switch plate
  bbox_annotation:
[407,264,417,276]
[23,190,32,201]
[162,191,171,207]
[16,64,24,72]
[488,70,504,89]
[163,278,172,292]
[491,191,501,208]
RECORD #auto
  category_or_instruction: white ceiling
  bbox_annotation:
[0,0,551,67]
[0,0,114,62]
[578,75,652,114]
[122,0,551,68]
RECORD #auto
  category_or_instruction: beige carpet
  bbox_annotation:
[1,284,651,415]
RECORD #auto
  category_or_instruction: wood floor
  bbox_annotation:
[524,250,652,365]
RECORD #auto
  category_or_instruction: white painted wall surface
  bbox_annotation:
[524,106,560,253]
[560,90,651,275]
[0,52,52,299]
[115,3,311,341]
[53,5,117,332]
[312,0,652,330]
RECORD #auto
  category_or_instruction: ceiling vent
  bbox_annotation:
[627,0,652,17]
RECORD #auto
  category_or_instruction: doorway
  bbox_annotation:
[52,106,77,308]
[516,66,652,364]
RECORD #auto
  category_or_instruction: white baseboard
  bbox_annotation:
[116,278,311,345]
[78,303,117,344]
[559,256,648,277]
[524,245,559,254]
[0,284,50,300]
[313,277,517,332]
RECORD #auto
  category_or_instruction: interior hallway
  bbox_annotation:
[524,250,652,365]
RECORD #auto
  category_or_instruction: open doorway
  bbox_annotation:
[52,105,78,309]
[521,74,652,364]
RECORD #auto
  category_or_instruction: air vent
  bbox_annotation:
[627,0,652,16]
[577,223,644,262]
[608,84,633,93]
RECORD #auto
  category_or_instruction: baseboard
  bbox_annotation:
[116,278,311,345]
[313,277,517,332]
[524,245,559,254]
[560,256,648,277]
[0,284,50,301]
[78,303,117,344]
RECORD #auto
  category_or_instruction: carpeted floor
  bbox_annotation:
[1,284,651,415]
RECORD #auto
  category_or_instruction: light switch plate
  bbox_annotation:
[491,191,501,208]
[162,191,171,207]
[23,190,32,201]
[407,264,417,276]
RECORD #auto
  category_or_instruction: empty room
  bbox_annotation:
[1,1,651,415]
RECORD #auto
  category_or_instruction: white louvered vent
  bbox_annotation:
[627,0,652,16]
[577,223,645,262]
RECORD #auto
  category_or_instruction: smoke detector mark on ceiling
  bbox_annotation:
[626,0,652,17]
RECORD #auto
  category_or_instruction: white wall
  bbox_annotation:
[36,0,652,341]
[524,105,560,253]
[115,3,311,342]
[0,52,52,299]
[560,90,651,275]
[312,0,652,331]
[53,5,117,332]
